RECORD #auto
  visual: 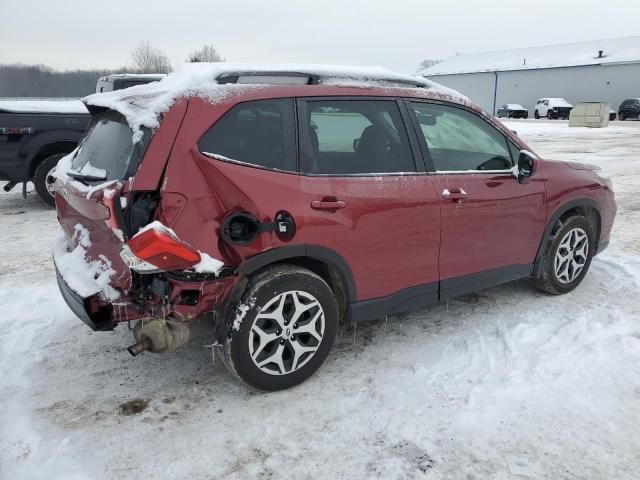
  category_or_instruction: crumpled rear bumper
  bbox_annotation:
[55,265,117,331]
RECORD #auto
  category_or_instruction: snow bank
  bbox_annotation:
[53,226,119,301]
[0,99,87,114]
[83,62,466,142]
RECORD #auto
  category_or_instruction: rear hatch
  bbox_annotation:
[54,109,153,298]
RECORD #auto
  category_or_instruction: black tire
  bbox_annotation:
[34,153,66,207]
[534,110,539,119]
[219,264,339,391]
[546,110,553,119]
[533,216,596,295]
[619,112,625,121]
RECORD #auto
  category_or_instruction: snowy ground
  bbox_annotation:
[1,119,639,479]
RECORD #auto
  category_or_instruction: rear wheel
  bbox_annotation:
[219,265,339,391]
[533,216,595,295]
[619,112,625,121]
[546,110,553,119]
[34,153,65,207]
[534,110,539,119]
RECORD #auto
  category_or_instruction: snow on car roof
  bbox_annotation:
[419,36,640,75]
[84,62,467,142]
[505,104,526,109]
[0,99,88,114]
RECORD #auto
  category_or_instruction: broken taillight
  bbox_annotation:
[120,227,201,273]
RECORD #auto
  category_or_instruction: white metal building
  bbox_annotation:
[420,37,640,115]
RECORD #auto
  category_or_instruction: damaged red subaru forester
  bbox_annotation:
[53,64,616,391]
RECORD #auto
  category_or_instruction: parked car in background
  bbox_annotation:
[618,98,640,120]
[496,104,528,119]
[53,64,616,391]
[534,98,573,119]
[0,74,164,205]
[96,73,166,93]
[0,100,90,205]
[608,106,616,121]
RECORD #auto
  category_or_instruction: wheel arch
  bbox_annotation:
[28,141,78,177]
[237,245,356,322]
[533,198,602,277]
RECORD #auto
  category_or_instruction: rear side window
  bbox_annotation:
[198,99,296,172]
[410,102,512,172]
[299,100,415,175]
[71,110,151,181]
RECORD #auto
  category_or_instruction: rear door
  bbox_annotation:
[296,97,441,305]
[406,100,546,297]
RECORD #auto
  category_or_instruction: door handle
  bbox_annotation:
[310,199,347,210]
[442,188,467,200]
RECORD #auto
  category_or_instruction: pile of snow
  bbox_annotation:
[84,63,467,143]
[0,99,87,114]
[53,224,119,301]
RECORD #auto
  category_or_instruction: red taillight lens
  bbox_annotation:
[127,228,201,271]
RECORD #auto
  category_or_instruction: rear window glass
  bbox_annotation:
[71,110,151,182]
[198,99,296,172]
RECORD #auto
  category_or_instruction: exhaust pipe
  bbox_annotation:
[126,316,212,356]
[127,337,152,356]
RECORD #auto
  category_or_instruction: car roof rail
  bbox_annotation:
[214,70,428,88]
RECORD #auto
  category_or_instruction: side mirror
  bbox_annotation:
[517,150,536,184]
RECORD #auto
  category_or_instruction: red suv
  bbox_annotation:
[53,65,616,391]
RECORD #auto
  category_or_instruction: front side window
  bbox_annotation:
[300,100,415,175]
[410,102,513,172]
[198,98,296,171]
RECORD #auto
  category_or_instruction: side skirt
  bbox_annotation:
[348,264,533,323]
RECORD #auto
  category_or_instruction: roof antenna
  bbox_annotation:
[598,50,604,58]
[523,58,526,66]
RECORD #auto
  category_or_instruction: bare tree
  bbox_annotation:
[187,44,225,63]
[418,59,442,71]
[130,41,172,73]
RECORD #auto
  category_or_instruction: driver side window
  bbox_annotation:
[410,102,513,172]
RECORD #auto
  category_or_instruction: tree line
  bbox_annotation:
[0,42,224,98]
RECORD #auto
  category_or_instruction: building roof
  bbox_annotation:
[420,36,640,76]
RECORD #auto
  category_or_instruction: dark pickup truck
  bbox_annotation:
[0,74,164,206]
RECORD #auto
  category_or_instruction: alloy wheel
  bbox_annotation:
[248,290,325,376]
[554,227,589,284]
[45,166,57,198]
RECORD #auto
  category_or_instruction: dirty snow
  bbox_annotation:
[1,119,640,479]
[232,298,257,332]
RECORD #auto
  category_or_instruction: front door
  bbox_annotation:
[407,100,546,298]
[296,98,441,306]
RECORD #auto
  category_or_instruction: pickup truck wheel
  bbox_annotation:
[34,153,65,207]
[533,216,595,295]
[219,265,338,391]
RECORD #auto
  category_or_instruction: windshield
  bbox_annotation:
[71,110,151,182]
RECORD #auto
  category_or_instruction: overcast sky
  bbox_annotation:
[1,0,639,74]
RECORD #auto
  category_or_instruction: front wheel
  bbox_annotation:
[534,110,540,119]
[533,216,595,295]
[619,112,625,121]
[33,153,66,207]
[547,110,554,119]
[219,265,339,391]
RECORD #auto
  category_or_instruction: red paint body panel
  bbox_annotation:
[432,171,547,279]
